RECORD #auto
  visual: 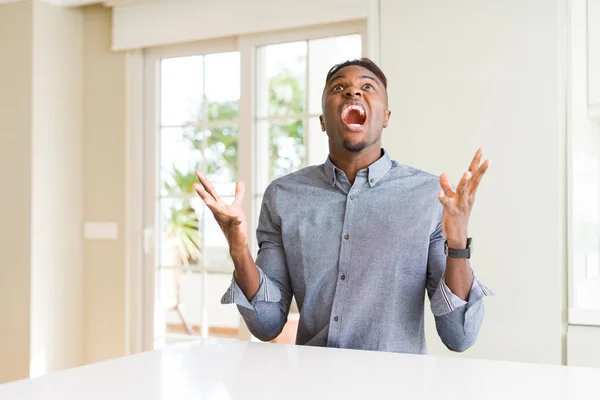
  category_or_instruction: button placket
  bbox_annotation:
[326,175,366,348]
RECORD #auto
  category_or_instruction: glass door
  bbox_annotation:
[144,43,241,348]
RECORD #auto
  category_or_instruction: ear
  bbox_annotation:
[319,115,326,131]
[383,109,391,128]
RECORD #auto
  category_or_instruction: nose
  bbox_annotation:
[344,86,362,98]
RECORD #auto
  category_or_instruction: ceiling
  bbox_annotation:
[0,0,147,6]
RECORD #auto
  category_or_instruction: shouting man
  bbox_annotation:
[194,58,492,353]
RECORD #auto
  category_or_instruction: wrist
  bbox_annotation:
[446,237,468,249]
[229,244,249,259]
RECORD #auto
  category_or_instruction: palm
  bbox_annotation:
[438,148,491,247]
[193,172,248,252]
[224,202,245,221]
[219,201,248,244]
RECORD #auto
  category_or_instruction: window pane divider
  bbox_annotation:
[160,119,239,130]
[156,265,234,274]
[255,114,321,122]
[159,193,233,200]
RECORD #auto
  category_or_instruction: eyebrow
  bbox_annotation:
[328,74,379,86]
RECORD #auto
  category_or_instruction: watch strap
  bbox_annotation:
[444,237,472,259]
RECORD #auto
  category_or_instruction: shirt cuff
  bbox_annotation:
[431,272,493,317]
[220,265,281,310]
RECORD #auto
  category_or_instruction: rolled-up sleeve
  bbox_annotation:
[221,265,281,309]
[220,183,293,341]
[426,218,493,352]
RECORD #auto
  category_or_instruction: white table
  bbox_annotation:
[0,338,598,399]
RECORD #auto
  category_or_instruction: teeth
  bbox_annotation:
[342,104,366,119]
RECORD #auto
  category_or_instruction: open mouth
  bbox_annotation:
[341,103,367,131]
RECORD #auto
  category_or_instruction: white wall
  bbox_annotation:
[82,4,128,364]
[380,0,566,364]
[30,1,84,377]
[0,0,84,382]
[0,0,33,384]
[112,0,373,50]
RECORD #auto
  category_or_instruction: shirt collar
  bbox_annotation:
[323,149,393,187]
[324,157,339,187]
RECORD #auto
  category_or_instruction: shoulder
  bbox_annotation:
[387,160,444,228]
[263,165,324,199]
[389,160,440,188]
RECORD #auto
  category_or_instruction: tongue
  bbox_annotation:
[346,109,365,125]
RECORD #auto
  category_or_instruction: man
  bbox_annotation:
[194,58,492,354]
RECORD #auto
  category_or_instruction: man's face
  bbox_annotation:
[320,65,391,153]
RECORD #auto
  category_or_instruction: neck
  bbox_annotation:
[328,143,382,184]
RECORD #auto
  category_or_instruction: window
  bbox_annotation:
[143,23,366,349]
[144,41,242,348]
[568,0,600,326]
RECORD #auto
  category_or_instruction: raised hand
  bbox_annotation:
[193,172,248,253]
[437,148,491,249]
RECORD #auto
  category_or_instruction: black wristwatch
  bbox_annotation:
[444,237,472,259]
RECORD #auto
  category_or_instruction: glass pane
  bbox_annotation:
[308,34,362,115]
[157,269,240,338]
[256,119,305,184]
[161,124,238,197]
[572,155,600,310]
[257,41,307,118]
[157,50,241,348]
[159,198,204,268]
[160,127,204,197]
[307,117,329,166]
[200,126,239,183]
[161,56,204,127]
[204,52,240,121]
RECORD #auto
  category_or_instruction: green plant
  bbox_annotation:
[182,69,306,184]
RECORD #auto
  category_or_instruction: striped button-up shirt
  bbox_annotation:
[222,150,492,353]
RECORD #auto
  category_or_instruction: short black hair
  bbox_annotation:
[325,58,388,89]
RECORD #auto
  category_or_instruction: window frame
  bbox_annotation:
[142,37,240,350]
[567,0,600,327]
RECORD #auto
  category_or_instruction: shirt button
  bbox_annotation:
[340,274,345,280]
[370,178,374,183]
[350,194,355,200]
[334,316,339,322]
[344,234,349,240]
